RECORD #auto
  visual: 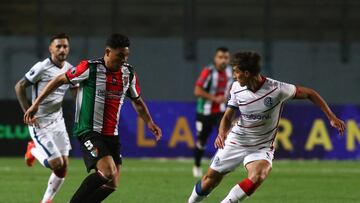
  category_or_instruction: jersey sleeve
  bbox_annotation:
[279,81,297,101]
[126,71,141,100]
[65,60,90,85]
[195,67,211,89]
[24,62,44,84]
[227,83,239,109]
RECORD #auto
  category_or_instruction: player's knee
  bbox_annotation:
[49,157,64,170]
[202,172,223,187]
[54,167,67,178]
[100,165,117,180]
[249,168,271,184]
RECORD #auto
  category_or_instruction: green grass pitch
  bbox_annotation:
[0,158,359,203]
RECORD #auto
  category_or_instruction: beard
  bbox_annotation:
[56,53,67,62]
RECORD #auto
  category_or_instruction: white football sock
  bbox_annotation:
[188,186,206,203]
[31,147,48,167]
[41,173,65,203]
[221,184,247,203]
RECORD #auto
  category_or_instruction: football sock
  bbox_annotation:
[221,178,257,203]
[41,172,65,203]
[194,146,205,167]
[188,180,210,203]
[70,170,110,203]
[85,185,115,203]
[31,147,51,169]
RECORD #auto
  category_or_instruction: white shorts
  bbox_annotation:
[210,141,274,173]
[28,117,71,161]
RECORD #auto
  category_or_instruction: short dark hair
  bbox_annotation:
[231,51,261,75]
[49,33,70,43]
[215,47,229,53]
[106,33,130,49]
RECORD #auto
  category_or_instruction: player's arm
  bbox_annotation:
[24,73,69,125]
[214,107,237,149]
[131,97,162,141]
[14,78,32,113]
[294,86,345,135]
[194,86,224,104]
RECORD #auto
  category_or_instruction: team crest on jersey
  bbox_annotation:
[264,97,273,107]
[123,75,129,87]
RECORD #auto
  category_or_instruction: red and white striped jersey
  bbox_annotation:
[227,77,297,148]
[195,64,233,115]
[65,58,141,137]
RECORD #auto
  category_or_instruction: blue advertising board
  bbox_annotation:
[74,101,360,159]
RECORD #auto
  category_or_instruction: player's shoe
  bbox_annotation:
[192,166,203,178]
[41,200,52,203]
[25,141,36,167]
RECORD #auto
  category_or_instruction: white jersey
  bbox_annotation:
[24,58,74,126]
[227,77,296,148]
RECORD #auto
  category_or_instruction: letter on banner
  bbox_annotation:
[347,120,360,151]
[169,117,195,148]
[305,119,333,151]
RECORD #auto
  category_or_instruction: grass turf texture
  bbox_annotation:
[0,158,359,203]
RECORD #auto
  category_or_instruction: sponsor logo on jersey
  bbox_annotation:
[264,97,273,107]
[97,89,123,100]
[240,113,271,120]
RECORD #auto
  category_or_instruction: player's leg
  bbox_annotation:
[193,114,213,177]
[41,155,68,203]
[189,141,244,203]
[70,155,115,203]
[84,136,122,202]
[86,164,121,202]
[188,168,225,203]
[70,133,117,202]
[41,126,72,203]
[28,126,65,169]
[220,149,273,203]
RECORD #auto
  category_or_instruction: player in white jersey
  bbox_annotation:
[188,51,345,203]
[14,33,76,203]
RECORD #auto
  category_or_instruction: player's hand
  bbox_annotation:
[329,116,345,135]
[214,134,226,149]
[213,95,226,104]
[24,104,39,127]
[147,122,162,141]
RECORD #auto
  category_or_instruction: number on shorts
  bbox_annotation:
[84,140,94,150]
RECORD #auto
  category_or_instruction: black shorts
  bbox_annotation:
[78,131,122,172]
[196,113,224,145]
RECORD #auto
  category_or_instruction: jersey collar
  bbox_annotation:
[248,75,267,93]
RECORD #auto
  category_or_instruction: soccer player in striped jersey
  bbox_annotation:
[193,47,233,177]
[188,51,345,203]
[15,33,76,203]
[24,33,162,203]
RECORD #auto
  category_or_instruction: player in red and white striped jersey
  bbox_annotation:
[24,34,162,203]
[193,47,233,177]
[188,51,345,203]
